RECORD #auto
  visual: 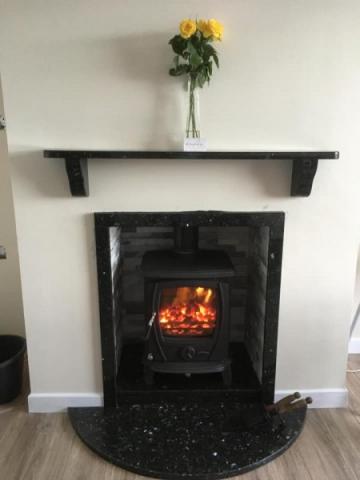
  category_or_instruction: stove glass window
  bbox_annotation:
[158,286,218,337]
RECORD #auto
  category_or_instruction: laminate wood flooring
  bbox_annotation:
[0,356,359,480]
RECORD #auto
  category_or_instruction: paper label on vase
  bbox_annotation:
[183,138,208,152]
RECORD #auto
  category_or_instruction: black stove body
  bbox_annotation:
[141,226,235,385]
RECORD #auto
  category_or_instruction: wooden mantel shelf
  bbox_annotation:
[43,150,339,197]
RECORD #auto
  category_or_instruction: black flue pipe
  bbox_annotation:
[174,225,199,254]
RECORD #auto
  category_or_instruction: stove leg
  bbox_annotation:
[222,365,232,386]
[144,366,154,386]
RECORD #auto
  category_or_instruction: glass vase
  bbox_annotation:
[186,77,200,139]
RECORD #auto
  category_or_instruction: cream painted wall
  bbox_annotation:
[0,76,24,336]
[0,0,359,398]
[351,246,360,338]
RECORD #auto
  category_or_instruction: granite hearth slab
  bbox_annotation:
[69,400,306,479]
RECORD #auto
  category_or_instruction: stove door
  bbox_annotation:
[143,279,231,383]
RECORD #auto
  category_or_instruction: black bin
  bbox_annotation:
[0,335,26,404]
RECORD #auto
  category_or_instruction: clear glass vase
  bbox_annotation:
[186,77,200,139]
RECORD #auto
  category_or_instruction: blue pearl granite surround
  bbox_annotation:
[69,401,306,479]
[94,211,284,407]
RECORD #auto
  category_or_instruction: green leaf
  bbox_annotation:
[203,44,219,68]
[187,41,202,68]
[169,64,189,76]
[190,33,201,50]
[169,35,187,56]
[203,44,216,60]
[196,71,207,88]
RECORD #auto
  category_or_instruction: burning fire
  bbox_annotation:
[159,286,217,336]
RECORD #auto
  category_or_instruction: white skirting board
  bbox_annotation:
[28,393,104,413]
[28,389,348,413]
[275,389,348,409]
[348,337,360,354]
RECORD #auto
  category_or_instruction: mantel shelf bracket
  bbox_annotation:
[291,158,319,197]
[65,156,89,197]
[43,150,339,198]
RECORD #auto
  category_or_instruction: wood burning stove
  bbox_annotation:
[141,225,235,385]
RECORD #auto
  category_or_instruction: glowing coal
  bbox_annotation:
[159,286,217,336]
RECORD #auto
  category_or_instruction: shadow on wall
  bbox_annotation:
[113,31,185,149]
[245,159,293,198]
[11,150,69,198]
[10,150,293,199]
[83,213,103,392]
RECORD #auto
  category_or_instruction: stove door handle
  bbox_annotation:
[145,312,156,340]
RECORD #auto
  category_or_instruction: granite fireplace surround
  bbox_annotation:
[69,211,307,479]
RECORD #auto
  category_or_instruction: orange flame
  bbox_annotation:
[204,289,213,303]
[159,286,217,336]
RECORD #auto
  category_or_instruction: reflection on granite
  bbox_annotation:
[69,400,306,480]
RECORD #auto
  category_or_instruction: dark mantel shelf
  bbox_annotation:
[43,150,339,197]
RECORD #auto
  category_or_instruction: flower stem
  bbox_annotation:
[187,77,199,138]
